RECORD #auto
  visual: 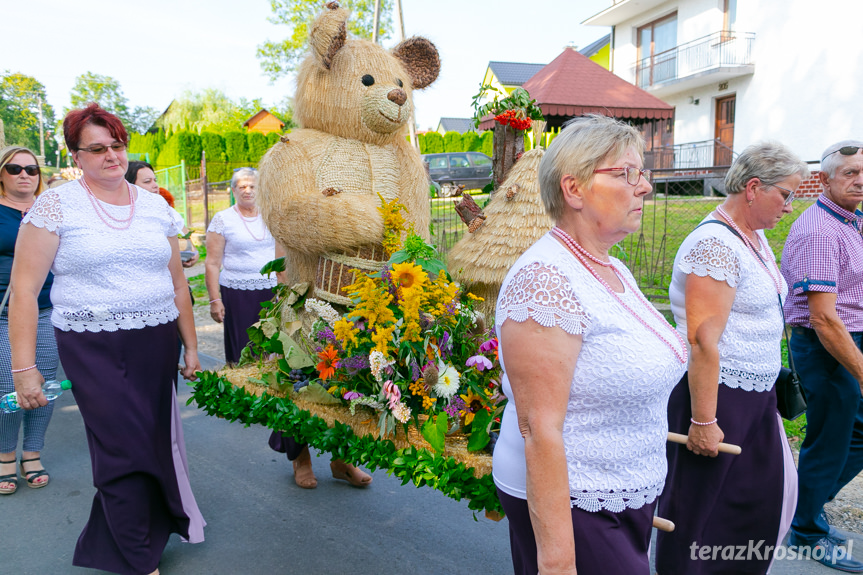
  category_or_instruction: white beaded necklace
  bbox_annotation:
[715,205,782,295]
[80,177,135,230]
[552,227,687,364]
[233,205,266,242]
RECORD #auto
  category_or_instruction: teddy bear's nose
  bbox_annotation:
[387,88,407,106]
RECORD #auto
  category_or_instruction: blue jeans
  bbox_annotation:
[790,327,863,544]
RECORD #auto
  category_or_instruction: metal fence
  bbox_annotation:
[155,162,187,224]
[430,193,489,257]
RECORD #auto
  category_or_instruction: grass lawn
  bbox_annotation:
[188,273,208,305]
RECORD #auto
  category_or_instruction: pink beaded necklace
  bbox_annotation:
[80,177,135,230]
[233,205,266,241]
[552,227,688,365]
[715,205,782,294]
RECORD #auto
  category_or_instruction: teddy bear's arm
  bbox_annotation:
[258,136,385,256]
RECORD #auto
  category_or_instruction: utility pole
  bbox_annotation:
[394,0,420,151]
[372,0,382,43]
[36,94,45,161]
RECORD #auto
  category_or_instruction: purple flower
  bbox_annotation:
[341,354,369,376]
[479,338,499,354]
[466,355,493,372]
[444,396,466,417]
[410,359,421,381]
[316,327,336,342]
[439,331,452,359]
[382,267,398,298]
[343,391,363,400]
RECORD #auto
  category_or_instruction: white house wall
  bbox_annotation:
[606,0,863,163]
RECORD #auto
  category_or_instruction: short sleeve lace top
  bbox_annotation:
[668,217,788,392]
[22,180,183,333]
[207,207,277,290]
[491,234,687,512]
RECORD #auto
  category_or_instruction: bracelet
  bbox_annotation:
[690,417,718,426]
[209,298,222,304]
[11,364,37,374]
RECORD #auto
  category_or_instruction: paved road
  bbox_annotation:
[3,354,857,574]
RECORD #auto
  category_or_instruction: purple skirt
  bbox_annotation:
[221,285,273,365]
[498,489,655,575]
[57,321,204,575]
[656,374,786,575]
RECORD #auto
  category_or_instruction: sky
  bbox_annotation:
[3,0,612,132]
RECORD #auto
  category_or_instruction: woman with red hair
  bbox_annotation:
[9,104,205,575]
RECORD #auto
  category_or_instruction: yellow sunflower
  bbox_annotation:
[390,262,428,292]
[459,391,486,425]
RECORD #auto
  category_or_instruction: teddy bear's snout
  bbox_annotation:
[387,88,407,107]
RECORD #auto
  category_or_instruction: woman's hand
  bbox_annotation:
[12,369,47,410]
[182,250,200,268]
[686,422,725,457]
[210,300,225,323]
[181,349,202,381]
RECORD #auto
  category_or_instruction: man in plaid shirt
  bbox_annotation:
[781,140,863,572]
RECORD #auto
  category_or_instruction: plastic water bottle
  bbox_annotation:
[0,380,72,413]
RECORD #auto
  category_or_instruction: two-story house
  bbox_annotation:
[585,0,863,166]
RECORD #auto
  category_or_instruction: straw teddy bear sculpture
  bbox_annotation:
[258,2,440,291]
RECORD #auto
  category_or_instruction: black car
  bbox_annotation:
[421,152,493,193]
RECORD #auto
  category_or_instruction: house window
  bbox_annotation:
[637,12,678,87]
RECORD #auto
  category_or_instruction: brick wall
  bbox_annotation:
[797,171,822,198]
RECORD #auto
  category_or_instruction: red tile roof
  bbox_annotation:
[479,47,673,130]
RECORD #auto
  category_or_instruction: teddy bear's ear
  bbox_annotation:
[392,37,440,90]
[309,1,349,70]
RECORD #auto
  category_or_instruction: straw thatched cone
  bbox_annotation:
[448,149,553,318]
[257,3,441,286]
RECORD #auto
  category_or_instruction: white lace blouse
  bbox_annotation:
[207,207,277,290]
[22,181,183,333]
[492,234,687,512]
[668,218,787,392]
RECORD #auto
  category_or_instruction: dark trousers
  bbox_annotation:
[790,327,863,545]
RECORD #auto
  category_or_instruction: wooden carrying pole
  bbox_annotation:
[394,0,420,151]
[653,516,675,532]
[667,432,742,455]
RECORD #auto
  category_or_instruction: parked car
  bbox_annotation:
[421,152,493,194]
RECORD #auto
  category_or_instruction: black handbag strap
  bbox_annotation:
[695,219,797,374]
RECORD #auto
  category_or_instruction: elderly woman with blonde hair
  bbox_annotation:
[492,115,687,574]
[656,142,809,574]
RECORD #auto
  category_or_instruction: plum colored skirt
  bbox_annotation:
[656,373,796,575]
[497,489,656,575]
[221,285,273,365]
[56,321,205,575]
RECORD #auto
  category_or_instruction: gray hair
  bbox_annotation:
[231,167,258,190]
[724,141,809,194]
[820,139,863,178]
[538,114,645,222]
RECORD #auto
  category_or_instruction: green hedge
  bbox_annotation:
[201,131,228,181]
[247,131,269,164]
[443,131,463,153]
[480,131,493,157]
[190,370,502,516]
[462,131,481,152]
[224,130,248,164]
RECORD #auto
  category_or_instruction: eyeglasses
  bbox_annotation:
[3,164,40,177]
[593,167,652,186]
[233,167,258,173]
[76,142,127,155]
[822,146,863,162]
[762,181,795,206]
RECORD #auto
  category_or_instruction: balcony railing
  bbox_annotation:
[635,31,754,89]
[644,139,737,170]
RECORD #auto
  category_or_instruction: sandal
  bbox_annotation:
[19,457,49,489]
[330,460,372,488]
[0,458,17,495]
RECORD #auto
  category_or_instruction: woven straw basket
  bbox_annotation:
[314,244,388,305]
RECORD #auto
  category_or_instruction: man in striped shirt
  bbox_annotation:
[781,140,863,572]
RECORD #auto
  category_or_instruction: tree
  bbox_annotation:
[127,106,161,135]
[0,72,57,161]
[68,72,131,125]
[257,0,394,80]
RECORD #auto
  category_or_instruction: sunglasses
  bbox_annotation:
[822,146,863,162]
[3,164,40,176]
[76,142,127,155]
[232,167,258,173]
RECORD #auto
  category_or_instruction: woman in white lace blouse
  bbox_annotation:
[493,115,687,575]
[205,168,280,365]
[656,142,808,575]
[8,104,204,575]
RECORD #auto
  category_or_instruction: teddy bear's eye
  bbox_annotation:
[396,79,403,88]
[362,75,375,86]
